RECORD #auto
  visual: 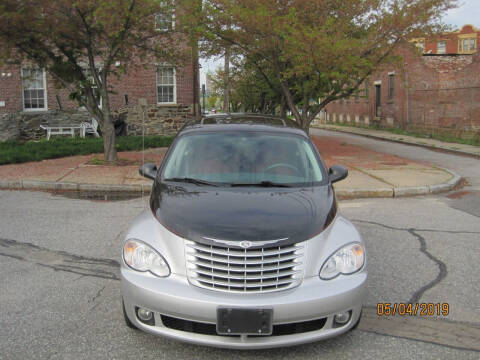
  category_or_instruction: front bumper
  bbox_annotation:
[121,267,367,349]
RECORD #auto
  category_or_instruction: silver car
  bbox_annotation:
[121,114,366,349]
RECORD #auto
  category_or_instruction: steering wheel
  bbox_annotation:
[263,163,301,175]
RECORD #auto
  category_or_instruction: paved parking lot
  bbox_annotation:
[0,188,479,359]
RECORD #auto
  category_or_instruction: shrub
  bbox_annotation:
[0,136,174,165]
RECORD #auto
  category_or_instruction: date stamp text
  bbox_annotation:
[377,303,449,316]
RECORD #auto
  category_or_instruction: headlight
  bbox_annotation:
[123,239,170,277]
[319,243,365,280]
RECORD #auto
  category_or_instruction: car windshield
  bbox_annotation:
[162,131,325,186]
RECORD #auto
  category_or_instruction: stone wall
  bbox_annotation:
[120,104,195,136]
[0,110,91,141]
[0,104,195,141]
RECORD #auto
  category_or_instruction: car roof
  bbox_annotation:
[179,113,307,137]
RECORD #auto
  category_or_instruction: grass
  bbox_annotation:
[324,122,480,147]
[0,135,174,165]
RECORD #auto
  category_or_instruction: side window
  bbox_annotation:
[80,67,102,109]
[155,1,175,31]
[388,74,394,100]
[157,67,176,104]
[437,41,446,54]
[22,68,47,111]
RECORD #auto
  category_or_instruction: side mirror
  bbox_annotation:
[139,163,157,180]
[329,165,348,183]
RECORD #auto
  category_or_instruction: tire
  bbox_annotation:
[123,299,138,330]
[350,309,363,331]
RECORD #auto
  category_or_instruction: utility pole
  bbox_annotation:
[223,46,230,113]
[202,84,206,114]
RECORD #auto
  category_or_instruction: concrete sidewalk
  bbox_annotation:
[0,134,461,199]
[312,124,480,158]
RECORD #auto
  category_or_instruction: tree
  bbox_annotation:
[200,0,456,132]
[207,57,284,114]
[0,0,195,161]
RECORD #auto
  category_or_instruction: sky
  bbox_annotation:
[199,0,480,86]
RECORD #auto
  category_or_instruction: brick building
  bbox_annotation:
[0,0,201,142]
[412,25,479,55]
[0,59,200,141]
[325,26,480,140]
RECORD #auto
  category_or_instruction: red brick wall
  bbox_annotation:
[0,61,196,114]
[0,65,23,113]
[325,45,480,136]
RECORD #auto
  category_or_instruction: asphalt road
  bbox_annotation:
[1,131,479,359]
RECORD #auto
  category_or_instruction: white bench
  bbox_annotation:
[40,125,82,140]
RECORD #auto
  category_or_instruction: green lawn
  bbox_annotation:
[0,136,174,165]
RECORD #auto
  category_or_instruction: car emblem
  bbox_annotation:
[203,237,289,248]
[239,241,253,249]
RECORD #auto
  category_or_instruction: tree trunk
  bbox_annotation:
[97,71,117,163]
[301,112,311,134]
[223,46,230,113]
[280,96,287,118]
[102,111,117,162]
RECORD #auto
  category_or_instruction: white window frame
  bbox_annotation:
[78,66,102,110]
[458,34,477,53]
[437,41,446,54]
[21,68,48,112]
[156,66,177,104]
[155,1,175,31]
[413,39,425,53]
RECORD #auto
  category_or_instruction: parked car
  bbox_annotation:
[121,114,366,349]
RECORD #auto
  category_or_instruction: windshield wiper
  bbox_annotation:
[230,181,292,188]
[164,177,219,187]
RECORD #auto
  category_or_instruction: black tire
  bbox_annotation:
[350,309,363,331]
[123,300,138,330]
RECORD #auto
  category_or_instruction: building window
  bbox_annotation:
[375,84,381,117]
[364,80,370,100]
[22,68,47,111]
[413,39,425,53]
[80,66,102,109]
[157,67,176,104]
[155,1,174,31]
[388,74,394,100]
[458,37,476,53]
[437,41,446,54]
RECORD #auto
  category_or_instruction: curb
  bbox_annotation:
[334,168,461,200]
[0,169,462,200]
[311,125,480,159]
[0,180,152,193]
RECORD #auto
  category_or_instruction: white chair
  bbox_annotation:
[80,118,100,137]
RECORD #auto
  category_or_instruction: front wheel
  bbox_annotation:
[122,299,138,330]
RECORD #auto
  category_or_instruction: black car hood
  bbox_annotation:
[150,183,336,247]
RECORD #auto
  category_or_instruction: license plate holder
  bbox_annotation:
[217,308,273,335]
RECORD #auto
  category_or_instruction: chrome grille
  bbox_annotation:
[185,240,305,293]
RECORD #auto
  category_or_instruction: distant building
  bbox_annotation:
[412,25,479,55]
[325,25,480,140]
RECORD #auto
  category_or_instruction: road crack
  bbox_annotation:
[0,238,119,281]
[351,220,478,303]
